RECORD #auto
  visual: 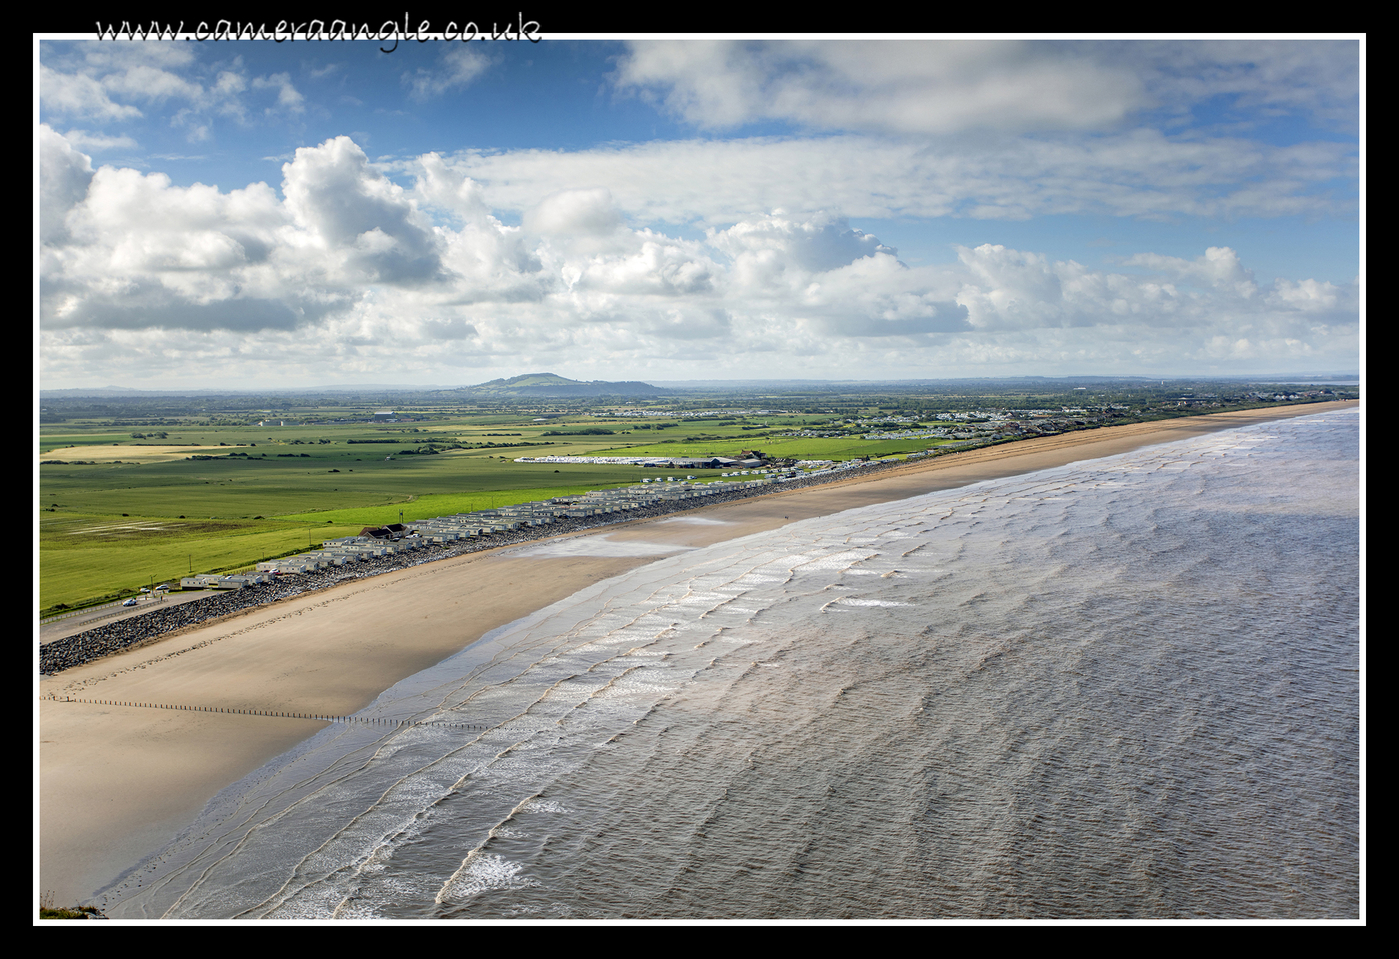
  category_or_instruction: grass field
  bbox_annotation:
[40,413,855,614]
[39,387,1346,616]
[592,434,952,462]
[40,515,341,612]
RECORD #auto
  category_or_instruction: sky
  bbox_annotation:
[37,33,1362,389]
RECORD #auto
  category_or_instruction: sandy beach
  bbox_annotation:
[36,401,1356,909]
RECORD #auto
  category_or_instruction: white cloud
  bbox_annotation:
[614,40,1144,135]
[102,61,206,105]
[1124,38,1360,133]
[251,72,305,113]
[414,152,490,221]
[281,136,444,284]
[39,124,96,245]
[1121,246,1258,299]
[564,232,718,298]
[38,129,1359,385]
[40,42,310,144]
[947,242,1356,360]
[414,153,546,300]
[525,188,625,239]
[710,211,896,274]
[1268,277,1346,313]
[613,39,1359,138]
[39,64,142,121]
[44,157,307,332]
[54,128,139,153]
[34,38,1361,388]
[421,131,1354,229]
[404,45,493,100]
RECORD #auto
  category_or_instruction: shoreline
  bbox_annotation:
[37,401,1357,910]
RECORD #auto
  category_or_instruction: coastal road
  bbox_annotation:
[39,591,219,646]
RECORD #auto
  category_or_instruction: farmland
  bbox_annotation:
[38,424,659,614]
[38,376,1353,616]
[39,408,818,613]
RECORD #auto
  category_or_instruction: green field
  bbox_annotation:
[39,413,867,614]
[41,383,1346,616]
[593,433,952,462]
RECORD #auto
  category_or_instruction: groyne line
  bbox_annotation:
[41,695,486,731]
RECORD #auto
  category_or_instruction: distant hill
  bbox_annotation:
[457,373,671,398]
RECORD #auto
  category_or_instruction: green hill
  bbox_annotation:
[459,373,670,398]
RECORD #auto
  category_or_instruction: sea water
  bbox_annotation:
[102,408,1361,919]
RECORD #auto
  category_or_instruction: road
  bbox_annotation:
[38,590,219,646]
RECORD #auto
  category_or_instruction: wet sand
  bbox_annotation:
[36,401,1356,909]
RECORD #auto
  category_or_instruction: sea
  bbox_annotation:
[99,408,1361,920]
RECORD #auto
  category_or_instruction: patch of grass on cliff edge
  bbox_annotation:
[39,891,104,919]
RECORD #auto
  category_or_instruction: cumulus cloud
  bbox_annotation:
[525,188,626,239]
[958,242,1209,332]
[1268,277,1348,313]
[41,131,450,332]
[565,232,719,298]
[414,153,544,298]
[950,242,1355,358]
[282,136,444,284]
[41,152,321,333]
[1121,246,1258,298]
[66,166,283,280]
[39,128,1358,384]
[35,36,1359,387]
[39,124,96,245]
[710,211,896,274]
[798,254,971,337]
[414,152,491,221]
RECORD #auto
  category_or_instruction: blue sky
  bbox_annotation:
[38,35,1361,388]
